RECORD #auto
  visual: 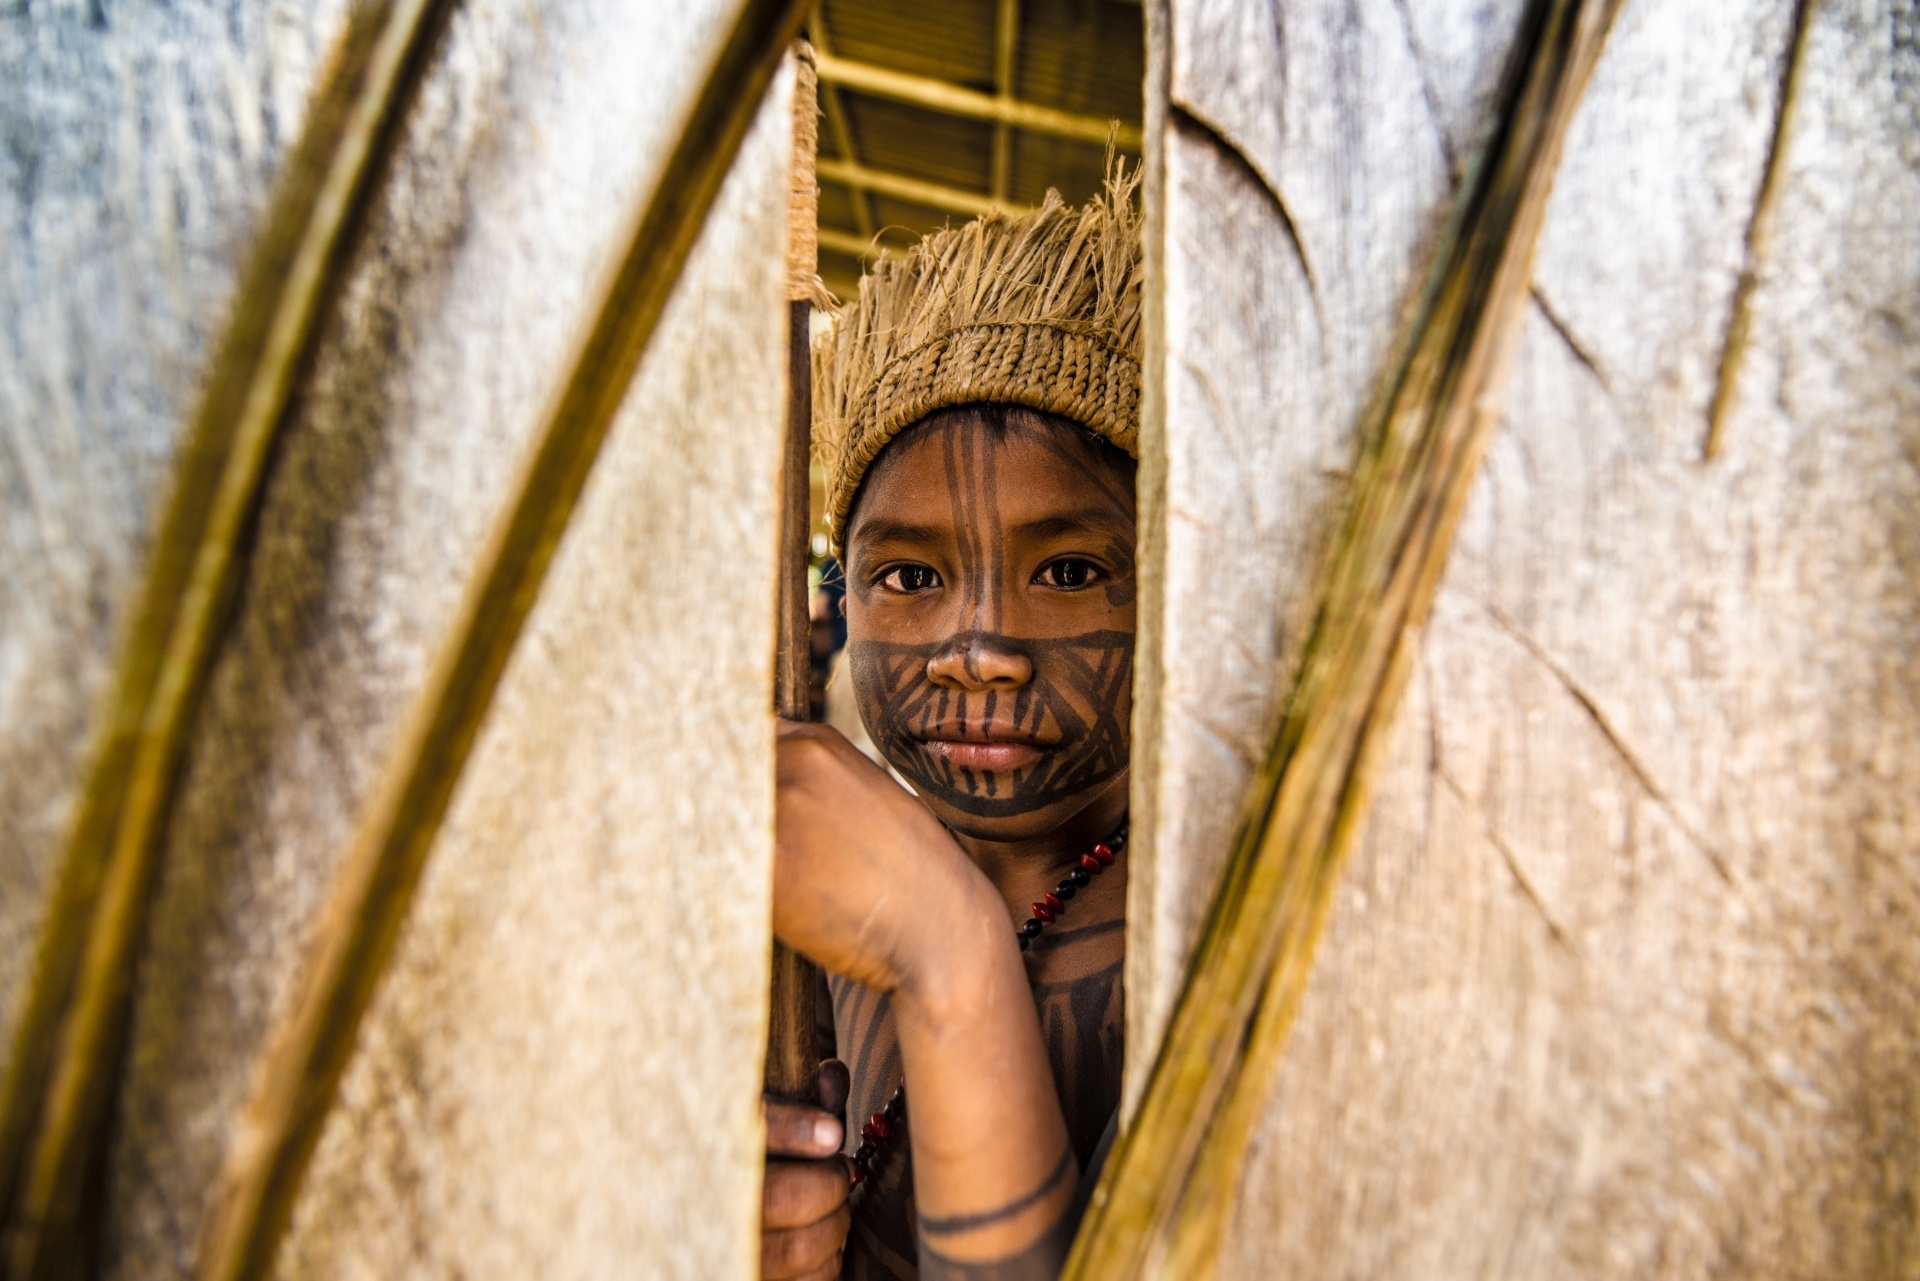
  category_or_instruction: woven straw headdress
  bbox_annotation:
[813,167,1142,555]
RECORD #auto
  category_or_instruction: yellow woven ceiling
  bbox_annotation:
[805,0,1145,301]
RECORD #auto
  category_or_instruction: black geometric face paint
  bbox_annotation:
[845,407,1137,820]
[849,630,1133,818]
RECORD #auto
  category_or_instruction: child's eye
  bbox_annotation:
[879,564,941,593]
[1036,558,1103,589]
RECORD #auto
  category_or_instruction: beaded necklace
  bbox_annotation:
[847,822,1128,1193]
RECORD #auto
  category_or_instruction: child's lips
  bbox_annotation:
[920,735,1047,772]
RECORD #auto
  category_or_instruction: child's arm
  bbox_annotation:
[774,721,1080,1276]
[887,869,1078,1275]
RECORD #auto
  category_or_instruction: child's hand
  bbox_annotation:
[773,721,1000,999]
[775,721,1077,1273]
[761,1060,851,1280]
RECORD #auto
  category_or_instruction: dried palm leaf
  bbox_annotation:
[1063,0,1625,1274]
[193,3,810,1278]
[0,3,456,1274]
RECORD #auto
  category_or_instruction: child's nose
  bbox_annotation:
[924,634,1033,690]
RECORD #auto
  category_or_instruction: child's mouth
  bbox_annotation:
[922,739,1044,772]
[915,726,1050,773]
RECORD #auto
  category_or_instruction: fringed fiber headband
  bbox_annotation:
[812,163,1142,556]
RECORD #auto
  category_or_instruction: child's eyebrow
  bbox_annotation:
[1012,509,1132,541]
[850,517,945,547]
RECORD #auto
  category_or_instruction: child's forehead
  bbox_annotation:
[867,411,1129,492]
[850,414,1135,545]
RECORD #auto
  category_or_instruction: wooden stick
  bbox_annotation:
[0,1,457,1274]
[1061,0,1623,1274]
[192,5,810,1278]
[766,41,824,1105]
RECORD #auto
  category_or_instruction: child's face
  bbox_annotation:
[843,410,1137,843]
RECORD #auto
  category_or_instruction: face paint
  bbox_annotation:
[843,406,1137,833]
[850,629,1133,817]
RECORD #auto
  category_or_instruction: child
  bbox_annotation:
[762,174,1140,1281]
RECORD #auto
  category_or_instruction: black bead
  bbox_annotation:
[1069,868,1091,887]
[1055,881,1076,901]
[885,1095,905,1122]
[854,1143,875,1162]
[1017,934,1029,950]
[1021,919,1043,938]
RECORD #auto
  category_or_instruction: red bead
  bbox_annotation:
[1043,892,1064,913]
[1030,901,1054,922]
[850,1165,867,1188]
[1091,843,1115,865]
[867,1112,893,1141]
[1079,854,1103,872]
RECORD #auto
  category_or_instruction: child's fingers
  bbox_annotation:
[766,1099,843,1159]
[762,1156,850,1230]
[817,1059,850,1117]
[760,1201,851,1278]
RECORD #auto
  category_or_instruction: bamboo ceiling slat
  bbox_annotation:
[834,92,998,192]
[816,50,1144,147]
[818,156,1024,217]
[807,0,1144,299]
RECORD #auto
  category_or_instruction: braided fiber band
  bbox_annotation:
[824,320,1140,549]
